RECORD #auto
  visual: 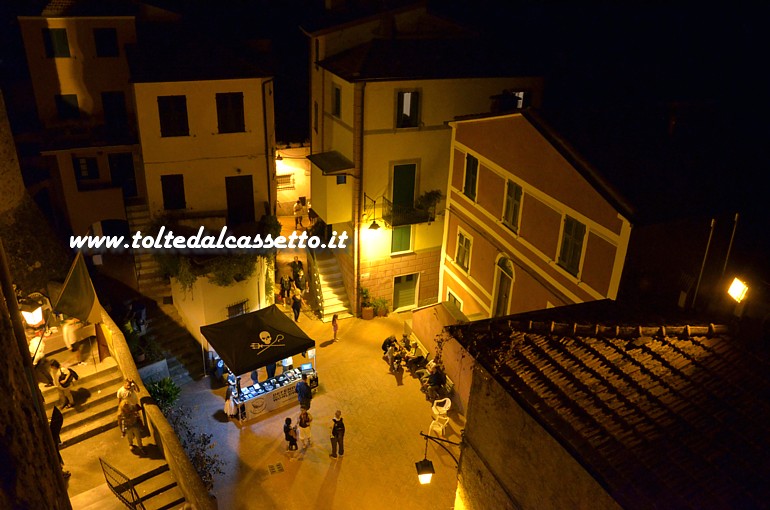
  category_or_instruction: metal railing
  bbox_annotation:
[100,458,147,510]
[306,246,324,320]
[381,196,435,227]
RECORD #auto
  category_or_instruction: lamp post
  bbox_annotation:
[415,431,462,485]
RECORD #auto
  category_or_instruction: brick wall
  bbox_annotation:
[360,247,440,308]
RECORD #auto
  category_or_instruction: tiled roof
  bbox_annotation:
[448,301,770,510]
[300,0,425,36]
[318,37,540,82]
[40,0,138,17]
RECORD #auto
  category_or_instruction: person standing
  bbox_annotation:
[50,359,76,409]
[330,410,345,458]
[297,409,313,449]
[117,379,140,406]
[284,417,298,451]
[279,274,293,309]
[293,199,304,229]
[295,373,312,410]
[49,406,70,478]
[117,400,145,454]
[291,288,304,322]
[332,314,339,342]
[266,362,278,379]
[289,256,304,282]
[295,269,308,294]
[29,331,53,386]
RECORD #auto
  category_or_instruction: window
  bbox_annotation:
[93,28,119,57]
[336,175,347,185]
[463,154,478,201]
[391,226,411,254]
[157,96,189,137]
[42,28,70,58]
[102,91,127,134]
[161,174,186,210]
[558,216,586,276]
[216,92,245,133]
[55,94,80,119]
[332,85,341,118]
[73,156,99,181]
[396,91,420,128]
[503,180,523,231]
[456,232,471,272]
[276,174,294,190]
[447,290,462,311]
[227,300,249,318]
[313,101,318,133]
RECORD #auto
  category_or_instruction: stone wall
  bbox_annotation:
[361,247,440,308]
[457,366,621,510]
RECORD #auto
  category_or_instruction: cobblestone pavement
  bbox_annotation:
[179,245,462,509]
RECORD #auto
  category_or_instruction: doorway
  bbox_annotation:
[393,273,418,310]
[160,174,185,210]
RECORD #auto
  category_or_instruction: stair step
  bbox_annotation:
[135,466,186,510]
[323,303,351,314]
[321,296,349,308]
[60,406,120,449]
[43,366,123,412]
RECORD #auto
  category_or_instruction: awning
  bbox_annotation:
[307,151,355,175]
[200,305,315,376]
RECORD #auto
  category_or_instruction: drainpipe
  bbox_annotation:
[261,78,275,215]
[353,82,366,313]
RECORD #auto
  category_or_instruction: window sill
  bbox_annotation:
[390,250,415,258]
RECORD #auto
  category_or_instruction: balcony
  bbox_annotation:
[381,196,435,227]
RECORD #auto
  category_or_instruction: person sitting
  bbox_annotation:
[415,359,436,383]
[421,364,446,400]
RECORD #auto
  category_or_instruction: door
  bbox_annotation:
[392,164,416,206]
[493,258,513,317]
[393,273,418,310]
[109,153,137,198]
[161,174,185,210]
[226,175,255,226]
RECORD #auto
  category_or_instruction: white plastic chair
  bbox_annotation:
[431,397,451,419]
[428,415,449,437]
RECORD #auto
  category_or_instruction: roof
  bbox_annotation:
[126,25,271,83]
[300,0,426,36]
[318,37,540,82]
[200,305,315,376]
[447,300,770,510]
[306,151,355,174]
[38,0,139,17]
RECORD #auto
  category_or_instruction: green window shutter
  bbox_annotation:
[391,226,411,253]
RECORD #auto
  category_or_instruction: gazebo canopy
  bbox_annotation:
[200,305,315,376]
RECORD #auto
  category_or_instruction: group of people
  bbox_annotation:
[280,256,308,322]
[284,409,345,459]
[381,335,420,372]
[381,335,447,399]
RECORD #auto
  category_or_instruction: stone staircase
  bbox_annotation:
[42,354,124,449]
[314,251,353,323]
[125,203,204,386]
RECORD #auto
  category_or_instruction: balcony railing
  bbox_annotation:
[381,196,435,227]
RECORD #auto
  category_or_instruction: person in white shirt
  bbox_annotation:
[117,379,140,406]
[29,332,53,386]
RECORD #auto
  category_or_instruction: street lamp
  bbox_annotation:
[415,431,462,485]
[19,294,49,328]
[727,277,749,303]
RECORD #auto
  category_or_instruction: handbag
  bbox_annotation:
[59,368,79,388]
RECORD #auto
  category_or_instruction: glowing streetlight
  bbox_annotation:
[727,277,749,303]
[415,431,461,485]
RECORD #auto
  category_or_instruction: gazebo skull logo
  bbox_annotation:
[250,331,285,353]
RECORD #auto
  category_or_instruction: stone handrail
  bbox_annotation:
[99,308,216,510]
[306,247,324,319]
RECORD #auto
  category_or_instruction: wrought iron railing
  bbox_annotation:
[381,196,435,227]
[306,246,324,320]
[100,458,147,510]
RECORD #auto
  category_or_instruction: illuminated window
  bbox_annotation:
[558,216,585,276]
[502,180,523,232]
[93,28,119,57]
[55,94,80,119]
[396,91,420,128]
[463,154,478,201]
[332,85,341,118]
[158,95,189,137]
[42,28,70,58]
[216,92,245,133]
[456,232,472,272]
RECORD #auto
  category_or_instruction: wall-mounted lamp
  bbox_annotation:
[369,220,381,230]
[415,431,461,485]
[363,193,383,231]
[19,293,50,328]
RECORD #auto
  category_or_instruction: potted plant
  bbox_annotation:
[372,297,389,317]
[360,287,374,320]
[415,189,443,220]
